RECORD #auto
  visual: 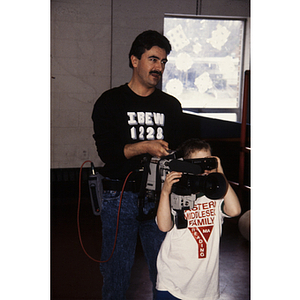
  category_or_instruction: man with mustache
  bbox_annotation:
[92,30,184,300]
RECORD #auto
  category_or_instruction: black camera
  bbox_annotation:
[172,172,228,199]
[144,153,228,228]
[181,157,218,172]
[146,154,226,200]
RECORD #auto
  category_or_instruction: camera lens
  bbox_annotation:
[204,173,227,199]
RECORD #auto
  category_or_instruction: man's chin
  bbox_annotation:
[150,76,161,86]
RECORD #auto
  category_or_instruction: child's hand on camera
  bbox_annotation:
[161,171,182,196]
[204,156,224,175]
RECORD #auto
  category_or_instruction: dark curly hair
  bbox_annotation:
[128,30,172,68]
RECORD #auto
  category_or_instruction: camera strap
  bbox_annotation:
[196,192,205,198]
[136,156,158,221]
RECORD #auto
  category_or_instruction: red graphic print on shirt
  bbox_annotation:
[185,200,216,259]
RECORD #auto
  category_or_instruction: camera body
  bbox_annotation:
[144,153,227,228]
[170,193,197,210]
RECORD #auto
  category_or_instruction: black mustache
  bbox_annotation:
[150,70,162,76]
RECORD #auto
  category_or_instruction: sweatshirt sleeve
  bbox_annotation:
[91,92,127,165]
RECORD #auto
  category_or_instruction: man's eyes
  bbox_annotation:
[149,58,167,65]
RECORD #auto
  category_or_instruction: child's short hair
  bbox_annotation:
[178,138,212,159]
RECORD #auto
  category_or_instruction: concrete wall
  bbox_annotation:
[51,0,250,169]
[51,0,112,168]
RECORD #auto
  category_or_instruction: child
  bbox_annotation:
[156,138,241,300]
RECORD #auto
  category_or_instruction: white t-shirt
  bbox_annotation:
[156,196,228,300]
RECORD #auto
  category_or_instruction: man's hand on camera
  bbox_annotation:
[124,139,170,159]
[144,140,170,157]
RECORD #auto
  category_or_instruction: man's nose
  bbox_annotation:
[155,61,165,72]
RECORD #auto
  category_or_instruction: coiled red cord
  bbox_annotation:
[77,160,133,263]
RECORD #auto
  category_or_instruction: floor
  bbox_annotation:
[51,182,250,300]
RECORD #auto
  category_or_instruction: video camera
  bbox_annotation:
[144,152,228,228]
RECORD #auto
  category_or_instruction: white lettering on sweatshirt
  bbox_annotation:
[127,111,165,140]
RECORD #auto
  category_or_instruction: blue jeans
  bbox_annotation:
[156,291,181,300]
[100,190,166,300]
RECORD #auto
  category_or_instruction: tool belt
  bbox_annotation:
[102,178,140,193]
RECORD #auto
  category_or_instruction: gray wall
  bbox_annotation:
[51,0,250,169]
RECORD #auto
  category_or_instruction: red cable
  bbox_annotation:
[100,170,133,263]
[77,160,133,263]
